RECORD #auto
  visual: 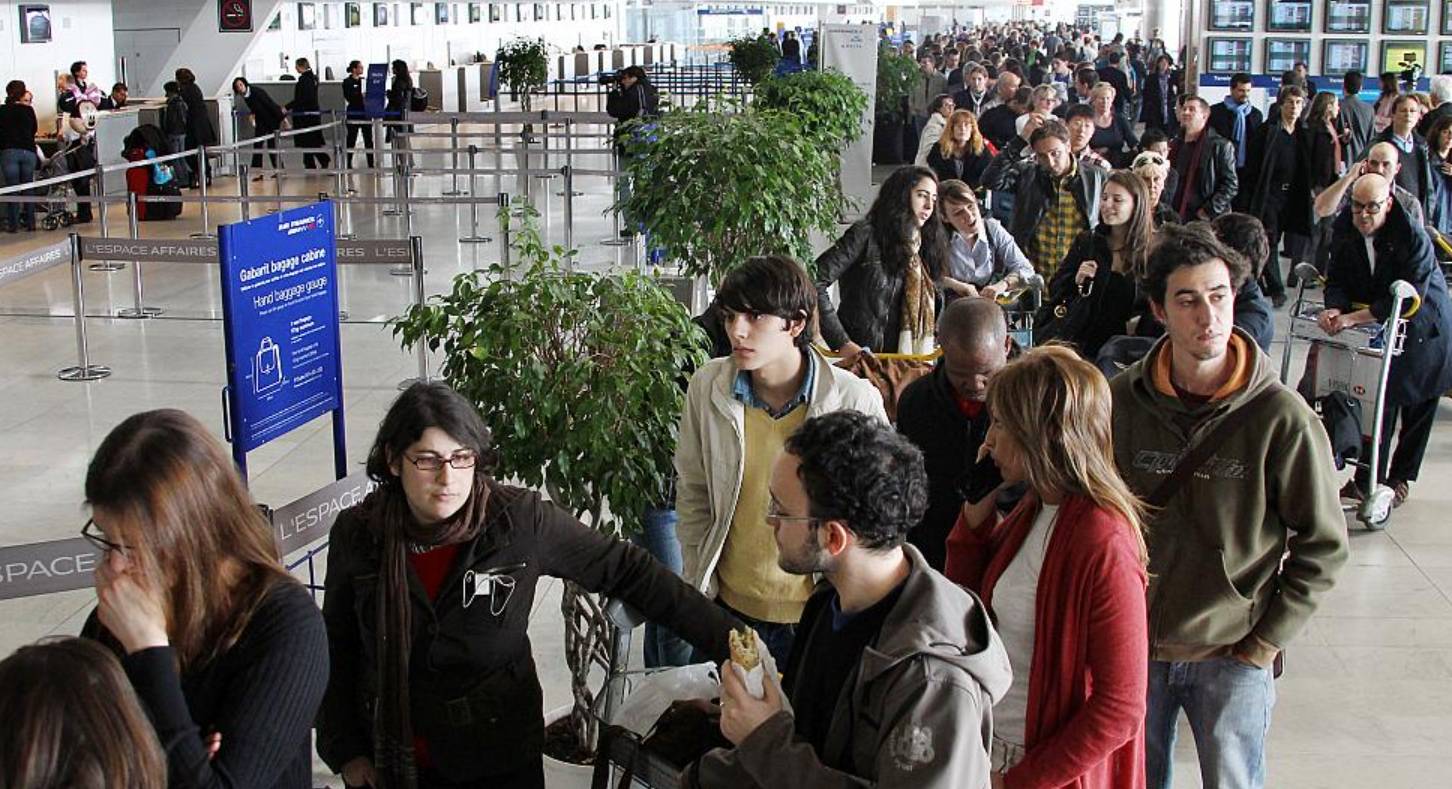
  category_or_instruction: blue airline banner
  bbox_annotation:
[218,202,344,472]
[365,63,389,118]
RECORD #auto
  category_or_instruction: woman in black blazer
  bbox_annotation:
[1139,55,1180,134]
[232,77,285,177]
[286,58,330,169]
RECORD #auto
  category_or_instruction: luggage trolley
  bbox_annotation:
[995,274,1046,349]
[1280,262,1423,530]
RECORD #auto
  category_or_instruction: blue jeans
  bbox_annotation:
[1146,657,1277,789]
[1,148,39,228]
[631,507,693,668]
[168,134,192,185]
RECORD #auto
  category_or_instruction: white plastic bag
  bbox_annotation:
[726,630,792,714]
[610,662,721,736]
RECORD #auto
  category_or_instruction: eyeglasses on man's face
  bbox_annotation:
[765,500,821,529]
[81,518,131,555]
[1350,198,1386,215]
[405,451,478,472]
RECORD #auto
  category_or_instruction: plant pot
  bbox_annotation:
[873,117,905,164]
[542,704,595,788]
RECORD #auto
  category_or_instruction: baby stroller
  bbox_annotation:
[36,139,81,231]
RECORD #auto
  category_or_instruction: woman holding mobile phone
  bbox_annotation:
[317,382,737,789]
[945,345,1148,789]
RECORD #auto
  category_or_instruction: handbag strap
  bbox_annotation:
[1145,386,1280,509]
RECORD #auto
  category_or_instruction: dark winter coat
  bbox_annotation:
[1139,71,1179,131]
[1035,226,1141,359]
[1370,127,1437,221]
[240,86,286,135]
[287,70,327,148]
[1169,127,1239,219]
[813,220,924,351]
[1208,101,1264,166]
[1325,202,1452,407]
[981,135,1107,257]
[925,143,995,189]
[179,81,217,145]
[316,483,738,782]
[1243,121,1313,237]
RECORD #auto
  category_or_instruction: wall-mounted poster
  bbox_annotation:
[1443,0,1452,34]
[1441,41,1452,72]
[1384,0,1429,33]
[489,3,501,21]
[1208,0,1254,30]
[604,3,611,17]
[345,2,361,26]
[219,0,253,32]
[1382,41,1427,79]
[1324,0,1370,31]
[298,2,316,29]
[1267,0,1312,31]
[534,3,545,20]
[374,2,389,24]
[469,2,481,22]
[1207,38,1253,72]
[410,2,424,24]
[1323,39,1369,75]
[435,2,448,22]
[1266,38,1312,72]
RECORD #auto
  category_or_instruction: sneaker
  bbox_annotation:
[1339,479,1365,502]
[1390,479,1410,507]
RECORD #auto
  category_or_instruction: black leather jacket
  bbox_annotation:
[980,135,1106,257]
[813,220,908,350]
[1170,127,1239,219]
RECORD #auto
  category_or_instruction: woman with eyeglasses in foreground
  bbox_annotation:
[80,409,329,789]
[317,382,738,789]
[0,637,166,789]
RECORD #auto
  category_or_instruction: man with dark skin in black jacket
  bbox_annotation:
[897,298,1012,571]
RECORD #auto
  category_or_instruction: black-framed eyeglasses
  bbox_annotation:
[81,518,130,555]
[1350,199,1386,215]
[405,451,478,472]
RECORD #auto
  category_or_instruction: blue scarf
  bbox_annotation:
[1224,96,1253,168]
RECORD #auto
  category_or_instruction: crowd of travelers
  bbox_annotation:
[0,17,1449,789]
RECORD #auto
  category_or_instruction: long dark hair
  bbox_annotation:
[4,80,25,104]
[84,410,294,672]
[362,382,499,789]
[1101,170,1155,280]
[391,59,411,81]
[0,638,167,789]
[867,165,949,278]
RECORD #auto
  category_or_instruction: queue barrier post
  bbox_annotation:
[239,164,252,221]
[459,144,492,244]
[555,118,583,198]
[397,235,431,391]
[117,192,161,319]
[191,146,215,239]
[442,117,466,196]
[57,233,112,382]
[89,168,123,271]
[500,191,512,273]
[562,164,575,263]
[383,158,405,217]
[371,117,385,189]
[600,145,629,248]
[391,162,416,276]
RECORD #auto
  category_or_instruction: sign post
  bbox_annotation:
[820,24,878,221]
[218,201,346,482]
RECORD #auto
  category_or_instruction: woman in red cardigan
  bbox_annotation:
[945,344,1148,789]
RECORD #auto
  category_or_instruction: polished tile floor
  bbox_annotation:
[0,145,1448,786]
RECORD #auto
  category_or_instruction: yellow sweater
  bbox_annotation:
[715,406,815,623]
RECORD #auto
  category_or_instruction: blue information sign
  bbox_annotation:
[218,201,346,480]
[365,63,389,119]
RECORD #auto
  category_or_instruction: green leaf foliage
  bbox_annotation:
[614,105,848,285]
[390,205,707,537]
[753,69,869,151]
[495,37,549,96]
[875,51,919,122]
[727,35,781,86]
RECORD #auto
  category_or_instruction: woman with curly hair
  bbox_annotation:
[814,165,951,356]
[946,345,1148,789]
[926,109,998,189]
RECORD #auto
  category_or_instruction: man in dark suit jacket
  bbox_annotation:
[1096,52,1132,116]
[1208,72,1262,210]
[1339,70,1376,163]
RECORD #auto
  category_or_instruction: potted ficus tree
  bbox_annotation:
[753,68,869,154]
[613,104,852,287]
[872,50,919,164]
[726,33,781,86]
[391,206,707,780]
[495,36,549,112]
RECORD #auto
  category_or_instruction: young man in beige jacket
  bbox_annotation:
[675,255,887,663]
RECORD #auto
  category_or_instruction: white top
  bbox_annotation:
[992,503,1059,751]
[1365,236,1377,277]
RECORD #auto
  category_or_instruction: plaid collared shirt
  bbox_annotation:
[1027,163,1086,279]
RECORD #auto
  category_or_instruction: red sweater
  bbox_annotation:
[945,493,1148,789]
